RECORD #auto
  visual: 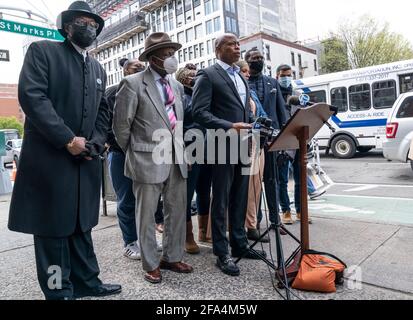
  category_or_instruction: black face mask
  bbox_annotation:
[69,24,97,48]
[249,60,264,73]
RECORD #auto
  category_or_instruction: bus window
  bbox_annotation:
[373,80,397,109]
[307,90,326,103]
[396,96,413,118]
[399,73,413,93]
[349,83,371,112]
[330,87,348,113]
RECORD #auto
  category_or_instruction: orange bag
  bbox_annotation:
[292,250,347,293]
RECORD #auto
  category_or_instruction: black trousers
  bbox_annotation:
[33,229,101,300]
[211,163,249,257]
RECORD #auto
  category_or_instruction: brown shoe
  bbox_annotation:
[281,211,294,225]
[159,261,194,274]
[186,221,200,254]
[296,213,313,224]
[144,268,162,284]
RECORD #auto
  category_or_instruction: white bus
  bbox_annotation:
[293,59,413,158]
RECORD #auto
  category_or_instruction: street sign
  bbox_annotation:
[0,49,9,61]
[0,18,64,41]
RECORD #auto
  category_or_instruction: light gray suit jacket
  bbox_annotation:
[113,68,188,184]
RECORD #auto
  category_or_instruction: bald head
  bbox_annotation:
[215,33,241,65]
[123,59,145,76]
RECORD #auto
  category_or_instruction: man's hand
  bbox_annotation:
[66,137,88,156]
[232,122,252,133]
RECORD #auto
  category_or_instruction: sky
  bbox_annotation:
[1,0,413,83]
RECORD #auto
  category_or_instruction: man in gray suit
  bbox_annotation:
[113,32,193,284]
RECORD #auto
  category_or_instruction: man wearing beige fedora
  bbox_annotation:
[113,32,192,284]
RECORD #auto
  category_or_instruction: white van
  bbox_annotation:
[293,60,413,158]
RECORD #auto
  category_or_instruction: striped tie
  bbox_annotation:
[159,78,177,130]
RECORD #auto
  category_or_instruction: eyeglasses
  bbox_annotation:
[72,19,100,30]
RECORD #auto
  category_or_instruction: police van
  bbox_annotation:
[293,59,413,158]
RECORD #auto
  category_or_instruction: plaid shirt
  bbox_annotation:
[248,73,265,105]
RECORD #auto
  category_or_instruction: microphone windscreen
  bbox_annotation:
[287,95,301,106]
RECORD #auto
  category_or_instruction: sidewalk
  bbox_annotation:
[0,193,412,300]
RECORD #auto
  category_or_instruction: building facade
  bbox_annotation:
[86,0,301,86]
[0,84,24,123]
[240,32,318,79]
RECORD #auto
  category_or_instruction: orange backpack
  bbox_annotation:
[292,250,347,293]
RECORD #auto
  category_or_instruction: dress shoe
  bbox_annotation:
[159,260,194,274]
[216,255,240,276]
[73,284,122,299]
[232,248,267,260]
[247,228,270,243]
[144,268,162,284]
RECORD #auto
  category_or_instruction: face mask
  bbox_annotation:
[70,24,97,48]
[279,76,293,88]
[154,55,179,74]
[249,60,264,73]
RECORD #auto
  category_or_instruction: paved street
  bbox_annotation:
[0,151,412,300]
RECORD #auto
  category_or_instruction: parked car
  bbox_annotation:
[383,92,413,171]
[4,139,22,167]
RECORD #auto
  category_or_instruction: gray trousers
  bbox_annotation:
[133,164,187,272]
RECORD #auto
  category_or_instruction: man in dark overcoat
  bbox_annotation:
[8,1,121,300]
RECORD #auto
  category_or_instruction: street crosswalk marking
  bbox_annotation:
[344,185,378,192]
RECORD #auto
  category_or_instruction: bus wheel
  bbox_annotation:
[331,136,357,159]
[357,146,373,153]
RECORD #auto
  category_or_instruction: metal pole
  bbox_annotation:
[299,126,310,251]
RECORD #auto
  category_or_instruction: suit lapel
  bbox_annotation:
[215,64,245,110]
[143,69,172,131]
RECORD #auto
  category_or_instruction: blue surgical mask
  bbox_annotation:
[279,76,292,88]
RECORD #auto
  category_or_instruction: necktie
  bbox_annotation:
[159,78,177,130]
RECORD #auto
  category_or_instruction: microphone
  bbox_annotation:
[287,94,314,107]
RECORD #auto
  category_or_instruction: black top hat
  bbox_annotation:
[139,32,182,62]
[56,1,105,38]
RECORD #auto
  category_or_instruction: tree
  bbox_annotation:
[0,117,24,137]
[320,37,350,74]
[322,15,413,72]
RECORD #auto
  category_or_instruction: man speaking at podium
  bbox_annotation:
[192,34,267,277]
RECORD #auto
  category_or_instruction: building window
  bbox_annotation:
[204,0,212,15]
[265,45,271,60]
[184,48,188,62]
[298,54,302,68]
[195,24,203,38]
[194,45,199,58]
[314,59,317,72]
[189,46,194,60]
[291,52,295,66]
[178,31,185,43]
[213,17,221,32]
[186,27,194,42]
[206,20,213,35]
[178,50,183,63]
[199,43,205,57]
